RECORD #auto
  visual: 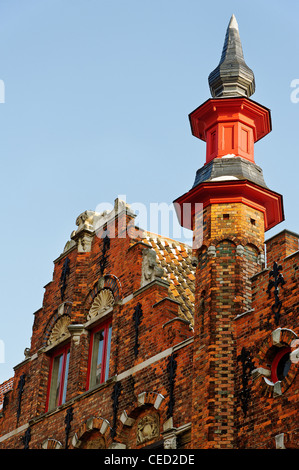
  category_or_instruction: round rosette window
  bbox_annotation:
[253,328,298,397]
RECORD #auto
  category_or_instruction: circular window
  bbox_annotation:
[271,347,292,383]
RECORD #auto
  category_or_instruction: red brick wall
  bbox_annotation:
[235,230,299,448]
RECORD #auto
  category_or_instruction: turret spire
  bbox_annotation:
[208,14,255,98]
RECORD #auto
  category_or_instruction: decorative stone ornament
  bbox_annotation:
[77,233,93,253]
[164,435,177,449]
[72,417,110,449]
[141,248,164,287]
[71,210,96,253]
[207,245,216,257]
[47,315,71,346]
[136,414,159,445]
[87,289,115,321]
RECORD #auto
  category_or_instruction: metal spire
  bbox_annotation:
[208,14,255,98]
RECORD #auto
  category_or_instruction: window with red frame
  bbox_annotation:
[46,344,70,411]
[87,318,112,390]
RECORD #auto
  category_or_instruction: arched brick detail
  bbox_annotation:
[41,438,63,449]
[112,391,168,444]
[215,237,237,247]
[71,416,113,449]
[84,274,122,312]
[207,236,263,253]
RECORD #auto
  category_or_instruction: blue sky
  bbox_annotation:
[0,0,299,383]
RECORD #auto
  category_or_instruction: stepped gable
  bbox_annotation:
[142,231,195,325]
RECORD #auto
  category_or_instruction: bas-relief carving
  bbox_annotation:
[141,249,164,287]
[48,315,71,346]
[136,414,159,445]
[77,233,93,253]
[88,289,115,320]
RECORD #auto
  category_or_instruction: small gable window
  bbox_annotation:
[87,318,112,389]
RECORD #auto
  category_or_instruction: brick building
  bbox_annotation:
[0,15,298,450]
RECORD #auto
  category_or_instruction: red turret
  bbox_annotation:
[189,97,271,164]
[174,16,284,233]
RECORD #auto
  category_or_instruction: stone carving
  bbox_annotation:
[141,249,164,287]
[290,339,299,364]
[66,199,137,254]
[207,245,216,257]
[77,233,93,253]
[76,210,97,232]
[70,210,96,253]
[88,289,115,320]
[136,414,159,445]
[164,436,177,449]
[48,315,71,346]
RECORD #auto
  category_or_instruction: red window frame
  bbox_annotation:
[271,347,292,383]
[46,343,70,411]
[86,317,112,390]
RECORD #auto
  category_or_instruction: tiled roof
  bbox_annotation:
[0,377,13,410]
[141,232,196,325]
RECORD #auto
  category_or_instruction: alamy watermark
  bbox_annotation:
[0,80,5,103]
[290,79,299,103]
[91,196,203,249]
[0,340,4,363]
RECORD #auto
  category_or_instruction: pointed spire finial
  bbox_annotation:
[229,13,238,30]
[208,15,255,98]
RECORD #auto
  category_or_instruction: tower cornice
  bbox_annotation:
[174,179,284,232]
